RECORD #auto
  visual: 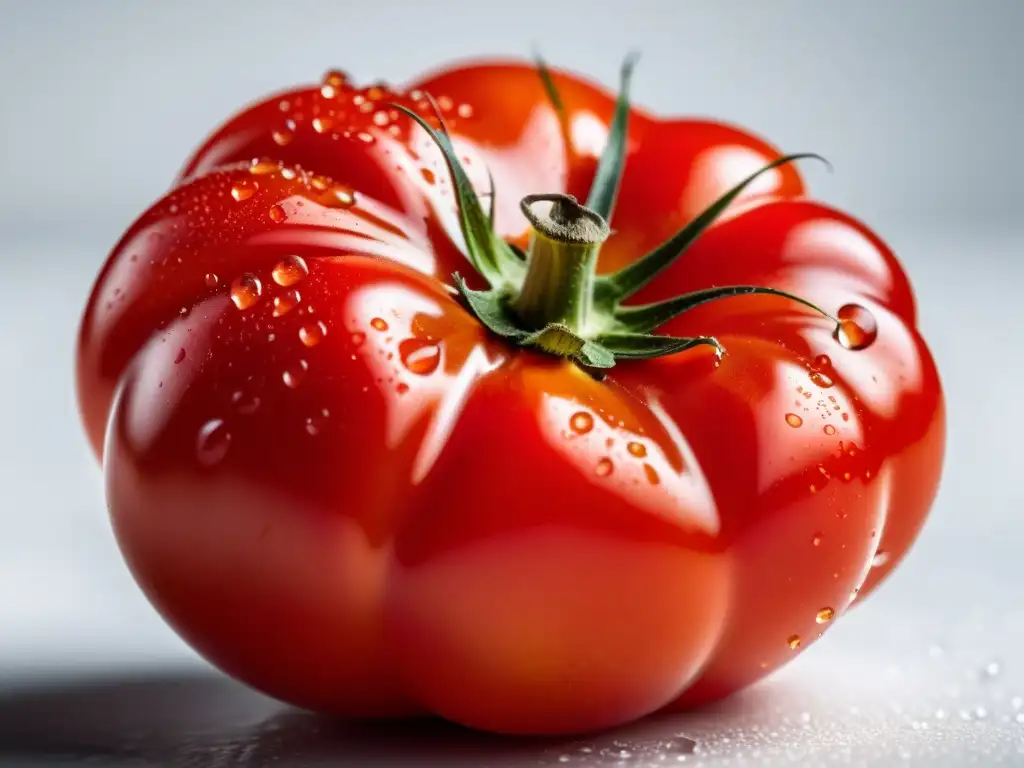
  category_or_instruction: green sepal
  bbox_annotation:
[393,104,523,288]
[614,285,839,334]
[597,332,724,360]
[598,153,830,303]
[585,53,639,222]
[577,340,618,368]
[453,274,524,339]
[534,51,565,116]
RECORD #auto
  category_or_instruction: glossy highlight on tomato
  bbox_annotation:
[76,57,944,735]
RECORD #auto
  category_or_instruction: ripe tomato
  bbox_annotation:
[76,58,944,735]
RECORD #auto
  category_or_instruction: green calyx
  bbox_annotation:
[392,58,837,371]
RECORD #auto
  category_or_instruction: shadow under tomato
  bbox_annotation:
[0,669,786,766]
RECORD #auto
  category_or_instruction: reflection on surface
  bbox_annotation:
[0,670,724,767]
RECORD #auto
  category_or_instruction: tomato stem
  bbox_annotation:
[511,194,609,335]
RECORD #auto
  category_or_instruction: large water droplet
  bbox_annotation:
[204,272,219,288]
[816,607,835,624]
[627,441,647,458]
[399,338,441,375]
[787,634,802,650]
[249,159,278,175]
[230,273,262,310]
[272,255,308,287]
[824,424,837,436]
[196,419,231,467]
[568,411,594,435]
[835,303,878,350]
[595,458,613,477]
[231,182,256,202]
[282,359,309,388]
[268,204,286,223]
[231,390,260,415]
[273,289,301,317]
[785,413,803,428]
[299,321,327,347]
[370,317,389,332]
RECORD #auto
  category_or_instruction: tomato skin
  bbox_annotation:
[77,59,944,734]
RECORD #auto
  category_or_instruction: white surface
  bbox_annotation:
[1,228,1022,766]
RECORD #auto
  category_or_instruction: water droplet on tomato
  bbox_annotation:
[824,424,837,436]
[305,408,329,436]
[396,382,410,395]
[196,419,231,467]
[231,390,260,415]
[871,550,890,568]
[457,103,474,118]
[399,338,441,375]
[356,131,374,144]
[626,441,647,458]
[204,272,219,288]
[273,289,301,317]
[271,128,294,146]
[816,607,835,624]
[812,533,823,546]
[835,303,878,350]
[785,413,803,428]
[231,182,256,202]
[809,370,834,388]
[327,186,356,207]
[787,635,802,650]
[320,84,337,99]
[323,69,348,87]
[272,255,308,286]
[814,354,832,369]
[437,95,454,112]
[268,204,286,223]
[595,458,613,477]
[370,317,389,332]
[569,411,594,435]
[421,168,436,185]
[643,464,660,485]
[282,359,309,388]
[230,273,262,309]
[249,159,278,175]
[351,331,366,346]
[312,116,333,133]
[372,110,390,127]
[299,321,327,347]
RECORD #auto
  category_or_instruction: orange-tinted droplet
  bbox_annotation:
[323,69,348,87]
[272,255,309,287]
[249,159,278,175]
[569,411,594,435]
[787,635,802,650]
[421,168,436,185]
[329,186,355,207]
[196,419,231,467]
[835,303,878,350]
[370,317,389,332]
[627,441,647,458]
[272,289,301,317]
[457,103,474,118]
[299,321,327,347]
[816,607,835,624]
[320,84,337,99]
[399,338,441,375]
[204,272,219,288]
[595,458,614,477]
[437,95,454,112]
[824,424,837,436]
[312,116,333,134]
[785,413,803,428]
[230,273,262,310]
[643,464,660,485]
[282,359,309,388]
[809,371,834,388]
[272,129,294,146]
[396,382,410,395]
[268,204,286,223]
[814,354,832,369]
[356,131,374,144]
[231,183,255,202]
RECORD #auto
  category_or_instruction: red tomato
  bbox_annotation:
[76,59,944,735]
